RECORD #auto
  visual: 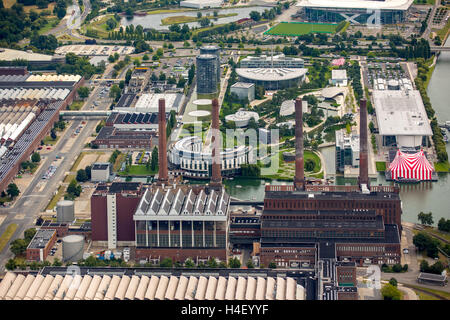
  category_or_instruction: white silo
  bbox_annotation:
[56,200,75,223]
[62,235,84,262]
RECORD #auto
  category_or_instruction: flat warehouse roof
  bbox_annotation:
[297,0,413,10]
[373,90,432,137]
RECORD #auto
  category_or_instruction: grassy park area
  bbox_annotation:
[262,149,322,180]
[161,13,237,25]
[118,165,158,176]
[0,224,18,253]
[376,161,387,172]
[265,22,337,36]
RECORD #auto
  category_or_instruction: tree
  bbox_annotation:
[24,228,36,242]
[85,166,92,180]
[305,159,315,172]
[249,11,261,21]
[207,257,218,268]
[246,259,255,268]
[389,278,398,287]
[67,179,81,198]
[50,129,57,140]
[268,261,277,269]
[197,12,202,18]
[7,183,20,199]
[109,84,121,101]
[392,263,403,273]
[52,258,63,266]
[31,152,40,163]
[160,258,173,268]
[10,238,28,256]
[143,54,149,61]
[77,86,90,99]
[185,258,195,268]
[381,283,401,300]
[76,169,88,182]
[418,212,433,225]
[5,259,16,271]
[228,257,241,268]
[151,146,158,171]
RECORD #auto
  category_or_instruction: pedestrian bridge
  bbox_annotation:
[60,110,112,118]
[430,46,450,52]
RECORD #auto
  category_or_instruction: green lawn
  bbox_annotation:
[118,165,158,176]
[415,290,440,300]
[68,100,84,111]
[161,13,237,25]
[434,161,450,172]
[406,284,450,300]
[265,22,337,36]
[43,135,59,146]
[376,161,387,172]
[0,223,18,253]
[45,185,65,210]
[261,149,322,180]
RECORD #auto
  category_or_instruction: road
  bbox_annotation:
[422,1,440,40]
[0,79,110,272]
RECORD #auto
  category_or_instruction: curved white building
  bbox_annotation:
[236,68,307,90]
[225,110,259,128]
[169,136,254,178]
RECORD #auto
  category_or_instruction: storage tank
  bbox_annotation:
[56,200,75,223]
[62,235,84,262]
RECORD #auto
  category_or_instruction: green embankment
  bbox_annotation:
[0,224,18,253]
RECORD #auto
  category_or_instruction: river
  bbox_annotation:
[224,37,450,224]
[120,7,267,31]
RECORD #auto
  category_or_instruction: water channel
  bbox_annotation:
[120,6,267,31]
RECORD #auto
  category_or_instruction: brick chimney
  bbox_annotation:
[158,98,168,184]
[210,98,222,188]
[358,98,369,188]
[294,97,305,191]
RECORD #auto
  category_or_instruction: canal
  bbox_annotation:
[225,38,450,224]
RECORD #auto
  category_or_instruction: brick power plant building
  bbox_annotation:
[259,98,402,269]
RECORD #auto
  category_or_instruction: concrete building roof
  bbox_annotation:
[236,68,307,82]
[373,90,432,137]
[27,229,56,249]
[231,82,255,89]
[296,0,413,10]
[332,70,347,80]
[0,48,54,62]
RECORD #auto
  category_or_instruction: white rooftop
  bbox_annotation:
[231,82,255,89]
[131,93,181,113]
[0,48,53,62]
[332,69,347,80]
[373,90,432,137]
[236,68,307,82]
[297,0,413,10]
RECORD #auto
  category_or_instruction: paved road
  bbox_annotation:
[0,81,109,272]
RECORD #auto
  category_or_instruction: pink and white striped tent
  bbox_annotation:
[389,149,434,181]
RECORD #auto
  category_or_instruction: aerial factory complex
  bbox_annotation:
[0,0,448,304]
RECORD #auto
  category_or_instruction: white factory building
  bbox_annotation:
[330,70,347,87]
[180,0,223,8]
[169,136,254,178]
[230,82,255,102]
[373,90,432,149]
[117,93,184,114]
[0,269,306,300]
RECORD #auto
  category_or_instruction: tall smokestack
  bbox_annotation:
[210,98,222,188]
[358,98,369,188]
[158,98,168,184]
[294,97,305,191]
